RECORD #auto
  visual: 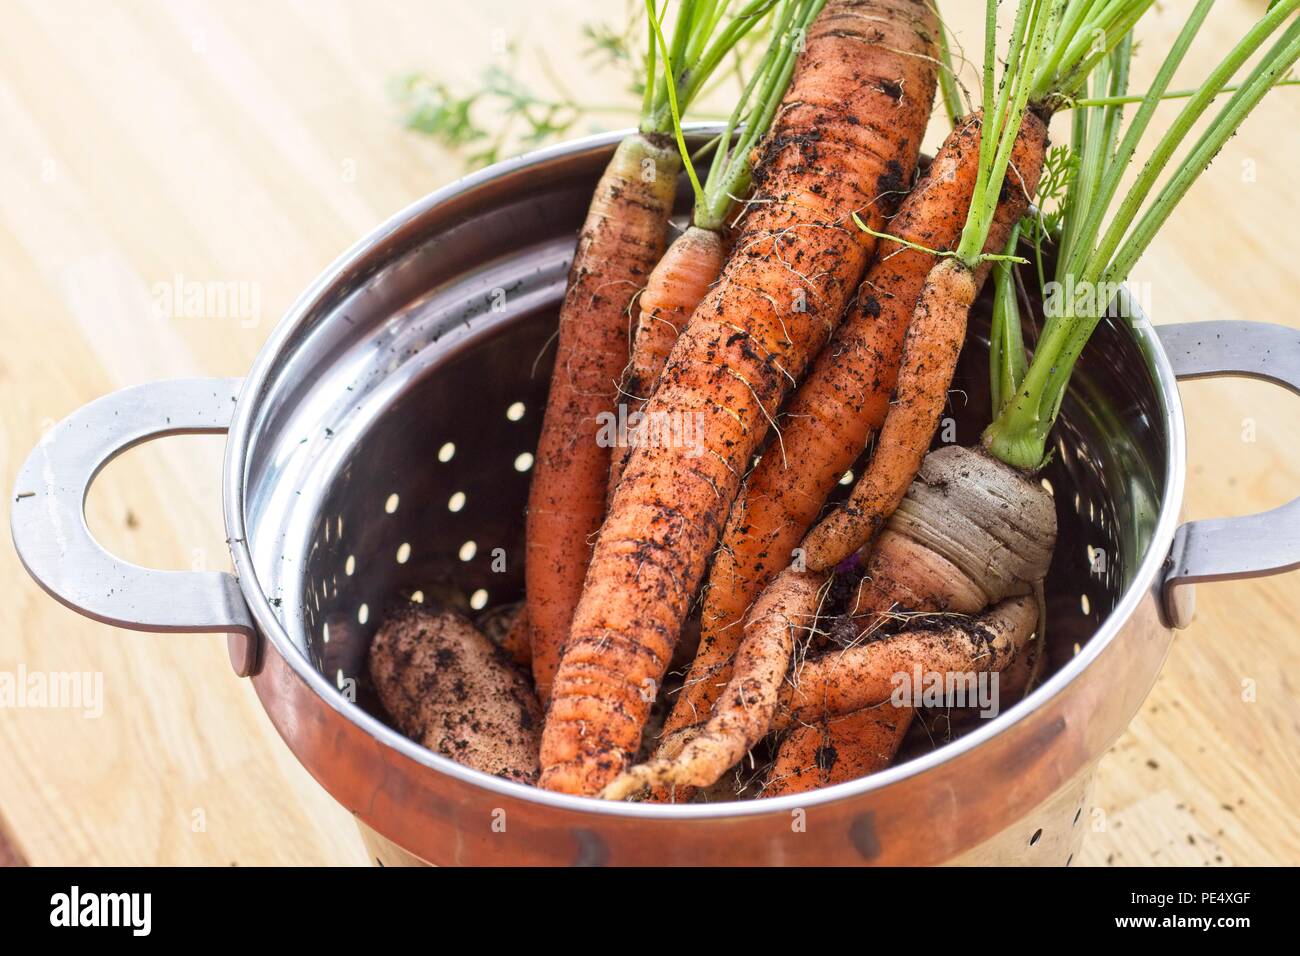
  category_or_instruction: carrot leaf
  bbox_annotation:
[984,0,1300,470]
[989,223,1029,417]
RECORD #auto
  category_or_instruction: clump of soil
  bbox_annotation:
[368,604,542,784]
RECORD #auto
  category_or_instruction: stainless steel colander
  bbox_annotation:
[12,127,1300,866]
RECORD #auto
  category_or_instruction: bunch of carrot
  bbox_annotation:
[373,0,1300,803]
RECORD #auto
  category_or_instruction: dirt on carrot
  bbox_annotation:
[540,0,942,797]
[369,605,543,784]
[676,112,1048,737]
[763,706,912,796]
[525,133,681,704]
[608,225,727,499]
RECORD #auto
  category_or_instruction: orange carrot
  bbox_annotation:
[540,0,941,796]
[772,595,1038,727]
[764,707,911,796]
[600,567,828,800]
[758,445,1054,779]
[609,226,727,498]
[523,0,791,704]
[525,133,681,704]
[638,253,984,794]
[801,255,977,567]
[608,0,830,501]
[499,605,533,669]
[602,583,1036,799]
[673,113,1047,735]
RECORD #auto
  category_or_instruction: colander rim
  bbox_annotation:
[222,125,1188,820]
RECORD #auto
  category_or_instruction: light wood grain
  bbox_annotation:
[0,0,1296,866]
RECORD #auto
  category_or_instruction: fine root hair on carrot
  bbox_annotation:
[671,109,1048,740]
[773,595,1039,729]
[600,567,830,801]
[525,131,682,706]
[525,0,788,706]
[541,0,943,797]
[763,706,912,796]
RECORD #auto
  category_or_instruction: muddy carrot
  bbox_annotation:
[600,566,829,800]
[525,0,780,703]
[608,0,824,498]
[763,707,911,796]
[743,0,1300,795]
[540,0,942,796]
[369,606,542,784]
[672,111,1046,737]
[603,584,1035,799]
[611,0,1163,796]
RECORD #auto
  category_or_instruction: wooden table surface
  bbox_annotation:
[1,0,1297,867]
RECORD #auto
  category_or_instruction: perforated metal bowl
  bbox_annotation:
[13,127,1300,866]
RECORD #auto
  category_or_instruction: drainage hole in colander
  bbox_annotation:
[438,442,455,462]
[1080,593,1091,615]
[1030,828,1043,847]
[358,603,370,625]
[385,493,400,514]
[506,401,525,421]
[514,452,534,472]
[345,555,356,576]
[410,591,424,603]
[459,541,477,561]
[448,491,466,512]
[323,622,330,644]
[469,589,489,611]
[396,542,411,564]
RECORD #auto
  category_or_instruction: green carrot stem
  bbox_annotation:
[640,0,782,137]
[989,222,1028,416]
[984,1,1300,471]
[641,2,661,121]
[675,0,783,113]
[1107,21,1300,287]
[1067,77,1300,107]
[1058,0,1214,283]
[647,0,707,206]
[1051,0,1153,99]
[701,0,795,209]
[697,0,826,230]
[650,0,821,233]
[1030,0,1154,102]
[955,0,1056,266]
[1081,0,1299,303]
[1054,49,1111,282]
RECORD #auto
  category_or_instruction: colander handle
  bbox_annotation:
[1157,320,1300,628]
[9,378,258,668]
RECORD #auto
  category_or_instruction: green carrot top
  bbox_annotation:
[983,0,1300,471]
